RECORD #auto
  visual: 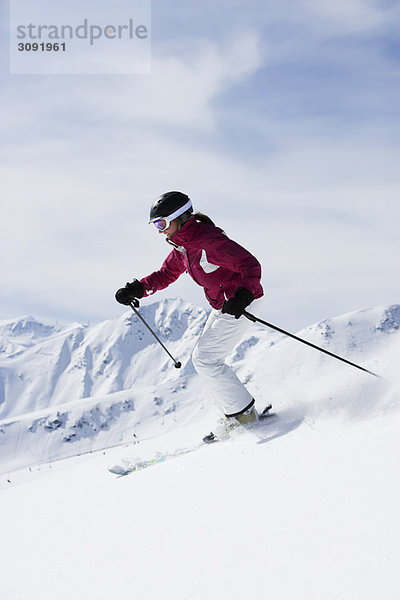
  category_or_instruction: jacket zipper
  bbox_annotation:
[167,239,201,286]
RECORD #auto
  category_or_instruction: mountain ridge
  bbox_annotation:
[1,299,399,474]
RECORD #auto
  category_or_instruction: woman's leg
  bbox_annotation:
[192,301,260,416]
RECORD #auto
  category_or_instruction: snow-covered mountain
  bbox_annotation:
[0,298,207,418]
[0,298,208,472]
[0,299,399,474]
[1,300,400,600]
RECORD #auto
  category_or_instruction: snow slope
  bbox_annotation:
[1,300,400,599]
[1,410,400,600]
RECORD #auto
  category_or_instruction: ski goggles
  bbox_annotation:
[153,218,170,231]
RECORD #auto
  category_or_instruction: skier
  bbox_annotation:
[115,191,265,439]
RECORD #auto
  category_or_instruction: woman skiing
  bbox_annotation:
[115,191,264,437]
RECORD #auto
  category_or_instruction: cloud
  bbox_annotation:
[89,32,261,127]
[0,31,262,149]
[300,0,391,33]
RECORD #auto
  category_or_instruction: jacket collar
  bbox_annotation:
[167,216,198,246]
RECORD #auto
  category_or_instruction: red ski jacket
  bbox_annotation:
[140,216,263,309]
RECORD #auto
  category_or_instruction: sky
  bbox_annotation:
[1,0,399,331]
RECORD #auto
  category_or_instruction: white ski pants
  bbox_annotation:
[192,299,262,416]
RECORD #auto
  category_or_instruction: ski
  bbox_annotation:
[108,405,275,477]
[108,445,203,477]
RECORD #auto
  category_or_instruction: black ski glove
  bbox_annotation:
[115,279,144,305]
[222,287,254,319]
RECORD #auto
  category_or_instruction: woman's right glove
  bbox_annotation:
[115,279,144,305]
[221,287,254,319]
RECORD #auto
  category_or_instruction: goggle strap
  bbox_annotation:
[163,199,192,222]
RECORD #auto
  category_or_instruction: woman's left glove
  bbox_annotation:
[115,279,144,305]
[222,287,254,319]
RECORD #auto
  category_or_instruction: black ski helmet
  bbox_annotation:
[149,191,193,224]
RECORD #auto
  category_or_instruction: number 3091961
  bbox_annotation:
[18,42,66,51]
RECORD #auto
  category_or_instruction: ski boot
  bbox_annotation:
[202,417,239,444]
[203,400,261,443]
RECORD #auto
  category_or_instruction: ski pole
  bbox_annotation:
[129,299,182,369]
[243,311,382,379]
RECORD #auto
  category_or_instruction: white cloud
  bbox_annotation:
[77,32,262,129]
[300,0,387,33]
